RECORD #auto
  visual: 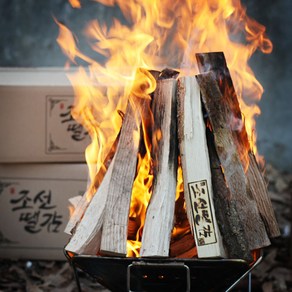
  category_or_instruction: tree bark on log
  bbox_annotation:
[140,77,178,257]
[206,128,253,262]
[247,152,280,237]
[177,76,225,258]
[196,71,271,251]
[196,52,280,238]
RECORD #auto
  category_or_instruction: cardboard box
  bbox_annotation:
[0,68,90,162]
[0,163,88,260]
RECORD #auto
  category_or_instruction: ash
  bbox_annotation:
[0,164,291,292]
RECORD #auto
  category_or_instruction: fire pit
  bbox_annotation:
[65,250,262,291]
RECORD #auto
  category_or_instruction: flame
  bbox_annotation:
[172,162,191,238]
[57,0,272,256]
[68,0,81,9]
[68,205,75,218]
[127,151,153,256]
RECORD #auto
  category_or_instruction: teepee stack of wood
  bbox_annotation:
[64,52,280,262]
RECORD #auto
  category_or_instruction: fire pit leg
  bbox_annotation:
[71,261,82,292]
[64,249,264,291]
[64,249,82,292]
[248,272,252,292]
[225,252,263,292]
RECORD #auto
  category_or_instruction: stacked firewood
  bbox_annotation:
[64,52,280,262]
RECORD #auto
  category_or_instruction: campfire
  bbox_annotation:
[63,53,279,259]
[55,0,280,290]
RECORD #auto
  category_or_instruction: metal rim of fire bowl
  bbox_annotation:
[64,250,262,292]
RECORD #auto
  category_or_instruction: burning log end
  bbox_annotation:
[195,52,227,73]
[170,232,196,258]
[149,69,161,80]
[196,52,249,149]
[127,217,140,240]
[158,68,180,80]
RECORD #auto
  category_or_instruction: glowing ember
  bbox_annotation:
[56,0,272,256]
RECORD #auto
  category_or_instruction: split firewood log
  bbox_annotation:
[196,52,280,239]
[140,70,179,257]
[196,71,271,252]
[177,76,226,258]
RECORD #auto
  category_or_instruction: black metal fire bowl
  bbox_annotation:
[65,251,262,291]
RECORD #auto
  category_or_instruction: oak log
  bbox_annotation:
[177,76,225,258]
[140,77,178,257]
[196,72,271,250]
[196,52,280,238]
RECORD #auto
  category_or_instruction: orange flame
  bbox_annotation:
[68,0,81,9]
[68,205,75,218]
[57,0,272,256]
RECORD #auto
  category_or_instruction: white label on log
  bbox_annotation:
[188,180,217,246]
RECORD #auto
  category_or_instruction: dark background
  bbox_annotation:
[0,0,291,172]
